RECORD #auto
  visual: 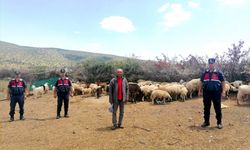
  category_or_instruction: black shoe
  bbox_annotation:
[9,117,14,122]
[56,115,61,119]
[111,125,117,130]
[217,124,223,129]
[201,122,210,128]
[118,124,124,129]
[20,115,25,120]
[64,114,69,118]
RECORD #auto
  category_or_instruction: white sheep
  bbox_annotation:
[52,86,55,91]
[31,85,36,90]
[72,83,84,96]
[151,89,172,104]
[89,83,101,96]
[224,82,230,99]
[230,80,243,89]
[158,84,181,100]
[137,79,145,83]
[138,81,153,87]
[32,83,49,98]
[43,83,49,93]
[83,88,92,96]
[180,86,188,101]
[185,78,200,98]
[89,83,98,89]
[140,85,158,101]
[32,87,44,97]
[237,85,250,105]
[223,81,238,98]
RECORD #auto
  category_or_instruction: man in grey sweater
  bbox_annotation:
[109,68,129,130]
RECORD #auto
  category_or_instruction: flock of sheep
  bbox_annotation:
[30,79,250,105]
[136,79,250,105]
[137,79,198,104]
[30,82,103,98]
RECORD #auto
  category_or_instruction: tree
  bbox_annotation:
[224,41,250,81]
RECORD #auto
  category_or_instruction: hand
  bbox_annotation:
[221,92,226,98]
[24,95,27,99]
[70,94,74,97]
[198,91,203,97]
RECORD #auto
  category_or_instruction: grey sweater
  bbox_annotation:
[109,77,129,104]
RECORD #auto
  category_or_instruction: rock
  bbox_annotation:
[221,104,229,109]
[188,117,193,122]
[139,140,146,145]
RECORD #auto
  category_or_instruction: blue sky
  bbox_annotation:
[0,0,250,60]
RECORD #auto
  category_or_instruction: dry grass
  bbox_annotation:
[0,80,8,100]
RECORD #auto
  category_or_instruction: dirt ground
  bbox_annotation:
[0,92,249,150]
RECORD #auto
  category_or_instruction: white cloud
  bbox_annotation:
[159,3,192,31]
[158,3,170,13]
[100,16,135,33]
[188,1,200,8]
[217,0,248,5]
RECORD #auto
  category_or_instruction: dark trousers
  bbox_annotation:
[9,95,24,117]
[57,93,69,116]
[96,88,101,99]
[203,91,222,124]
[112,100,125,126]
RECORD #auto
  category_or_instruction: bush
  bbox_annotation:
[1,41,249,83]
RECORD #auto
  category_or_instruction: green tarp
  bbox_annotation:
[30,77,58,91]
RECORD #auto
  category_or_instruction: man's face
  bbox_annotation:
[117,72,123,77]
[116,69,123,77]
[15,74,21,78]
[60,72,65,77]
[209,63,215,70]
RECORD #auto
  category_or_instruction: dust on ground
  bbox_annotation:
[0,92,249,150]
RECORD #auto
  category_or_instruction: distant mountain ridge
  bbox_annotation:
[0,41,123,69]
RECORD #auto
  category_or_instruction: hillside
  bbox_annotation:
[0,41,123,69]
